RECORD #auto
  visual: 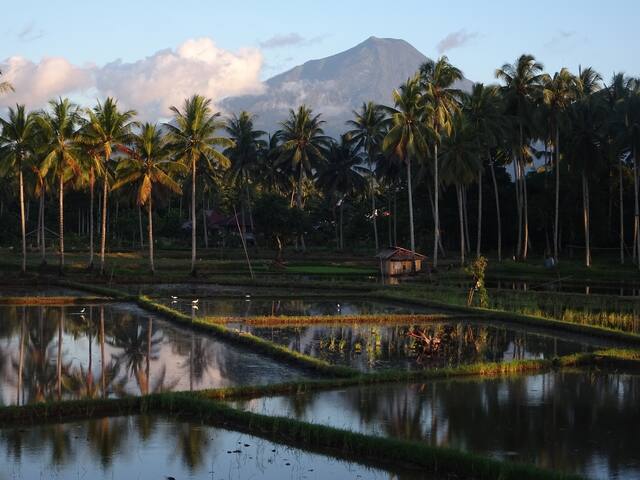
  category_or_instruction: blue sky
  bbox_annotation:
[1,0,638,116]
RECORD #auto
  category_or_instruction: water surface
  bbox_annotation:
[0,304,307,406]
[0,415,414,479]
[230,370,640,479]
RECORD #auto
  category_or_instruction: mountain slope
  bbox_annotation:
[222,36,473,137]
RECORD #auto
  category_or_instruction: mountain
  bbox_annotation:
[221,36,473,137]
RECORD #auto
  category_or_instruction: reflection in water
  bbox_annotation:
[231,370,640,479]
[0,304,307,406]
[228,321,615,371]
[0,415,412,479]
[160,296,433,317]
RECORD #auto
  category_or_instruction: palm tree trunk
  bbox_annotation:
[148,196,155,274]
[17,313,25,405]
[522,159,530,259]
[387,194,392,247]
[583,171,591,267]
[427,183,446,257]
[40,190,46,264]
[19,168,26,273]
[554,125,560,260]
[89,168,94,268]
[463,186,471,254]
[191,155,197,275]
[202,196,208,249]
[490,159,502,262]
[100,176,108,275]
[369,157,379,251]
[514,156,522,258]
[296,166,306,252]
[339,201,344,250]
[138,205,144,250]
[393,188,398,246]
[58,174,65,272]
[432,145,439,268]
[457,185,465,265]
[620,157,625,264]
[476,169,482,258]
[407,158,416,269]
[246,184,255,246]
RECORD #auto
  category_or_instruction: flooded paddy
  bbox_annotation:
[157,295,436,317]
[226,319,625,371]
[0,304,307,406]
[230,369,640,479]
[0,414,415,479]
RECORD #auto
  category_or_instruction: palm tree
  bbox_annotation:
[543,68,577,260]
[496,54,545,260]
[165,95,231,275]
[566,91,605,267]
[346,102,388,250]
[37,99,82,272]
[441,113,482,265]
[421,57,463,268]
[0,105,36,273]
[463,84,507,259]
[224,111,266,239]
[112,123,182,273]
[383,76,431,261]
[277,105,330,251]
[317,136,366,249]
[0,70,13,94]
[621,81,640,267]
[80,98,137,275]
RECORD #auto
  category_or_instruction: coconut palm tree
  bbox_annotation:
[224,111,266,238]
[441,113,482,265]
[317,136,366,249]
[112,123,182,273]
[0,70,13,94]
[542,68,577,260]
[37,99,82,272]
[421,57,463,268]
[620,81,640,266]
[0,105,36,273]
[383,75,431,261]
[79,98,137,275]
[277,105,330,251]
[463,84,507,259]
[496,54,545,260]
[346,102,388,250]
[165,95,231,275]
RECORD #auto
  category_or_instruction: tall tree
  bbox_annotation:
[0,105,36,272]
[542,68,577,260]
[224,111,266,239]
[346,102,388,250]
[383,75,431,261]
[317,136,366,250]
[421,57,463,268]
[463,84,507,259]
[37,99,82,272]
[496,54,545,260]
[112,123,182,273]
[165,95,231,275]
[441,113,482,265]
[277,105,330,251]
[80,98,137,275]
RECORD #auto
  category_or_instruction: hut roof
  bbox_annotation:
[376,246,426,261]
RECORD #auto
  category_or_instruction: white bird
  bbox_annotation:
[245,294,251,298]
[79,307,86,314]
[191,305,199,310]
[192,299,199,304]
[171,296,178,300]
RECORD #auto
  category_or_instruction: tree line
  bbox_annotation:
[1,55,640,274]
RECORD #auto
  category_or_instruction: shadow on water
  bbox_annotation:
[230,369,640,480]
[0,304,308,406]
[0,414,419,479]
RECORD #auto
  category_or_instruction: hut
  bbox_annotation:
[376,247,426,276]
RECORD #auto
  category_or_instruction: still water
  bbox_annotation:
[0,304,307,406]
[226,320,623,371]
[229,369,640,479]
[0,415,415,479]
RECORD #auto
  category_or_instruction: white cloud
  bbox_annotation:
[1,37,265,119]
[0,56,93,108]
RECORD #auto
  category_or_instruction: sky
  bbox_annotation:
[1,0,638,119]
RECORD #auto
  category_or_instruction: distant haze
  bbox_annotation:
[222,36,473,137]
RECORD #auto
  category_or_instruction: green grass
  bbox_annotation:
[0,296,108,305]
